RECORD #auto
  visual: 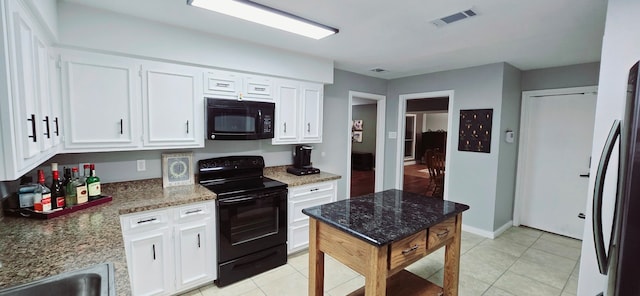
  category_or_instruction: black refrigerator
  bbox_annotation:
[586,61,640,295]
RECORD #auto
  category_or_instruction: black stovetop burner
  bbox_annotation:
[198,156,287,198]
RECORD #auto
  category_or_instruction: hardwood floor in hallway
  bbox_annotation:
[349,164,432,198]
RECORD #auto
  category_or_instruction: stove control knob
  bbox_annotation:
[210,135,215,140]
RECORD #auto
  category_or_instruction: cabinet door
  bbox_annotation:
[272,82,299,144]
[174,218,215,291]
[287,181,337,253]
[300,82,323,143]
[142,62,203,148]
[203,70,240,98]
[61,52,140,150]
[10,6,41,162]
[243,75,273,101]
[47,52,62,147]
[125,228,174,296]
[33,36,53,151]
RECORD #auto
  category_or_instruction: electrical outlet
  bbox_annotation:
[137,160,146,172]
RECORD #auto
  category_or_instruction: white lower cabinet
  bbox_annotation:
[121,201,216,296]
[125,228,174,296]
[287,180,337,254]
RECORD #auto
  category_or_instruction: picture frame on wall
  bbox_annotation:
[352,120,363,131]
[352,131,363,143]
[162,152,194,188]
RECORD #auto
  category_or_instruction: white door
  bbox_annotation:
[519,92,597,239]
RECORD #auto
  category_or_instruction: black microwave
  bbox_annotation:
[206,98,275,140]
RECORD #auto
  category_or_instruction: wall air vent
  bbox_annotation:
[370,68,387,73]
[431,8,479,27]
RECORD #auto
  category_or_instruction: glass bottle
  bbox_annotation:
[18,175,36,209]
[34,169,52,212]
[65,167,79,207]
[86,164,101,200]
[50,163,65,210]
[76,167,89,205]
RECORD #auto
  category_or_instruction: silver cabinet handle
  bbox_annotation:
[402,244,419,255]
[307,123,311,133]
[185,209,202,215]
[186,120,189,134]
[137,218,157,224]
[255,87,266,91]
[284,122,287,133]
[216,82,229,87]
[119,119,123,135]
[152,244,156,260]
[197,233,201,248]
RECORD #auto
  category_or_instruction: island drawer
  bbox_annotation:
[427,217,456,249]
[388,230,427,270]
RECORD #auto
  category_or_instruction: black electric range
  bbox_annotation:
[198,156,288,287]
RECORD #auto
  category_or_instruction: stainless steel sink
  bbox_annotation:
[0,263,115,296]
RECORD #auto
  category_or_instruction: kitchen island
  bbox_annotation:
[303,189,469,296]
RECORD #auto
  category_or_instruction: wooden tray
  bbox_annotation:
[3,195,113,219]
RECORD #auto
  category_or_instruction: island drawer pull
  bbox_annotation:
[436,230,450,238]
[402,244,419,255]
[137,217,157,224]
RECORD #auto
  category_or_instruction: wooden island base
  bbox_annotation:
[346,270,444,296]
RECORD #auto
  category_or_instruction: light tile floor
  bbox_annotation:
[180,226,581,296]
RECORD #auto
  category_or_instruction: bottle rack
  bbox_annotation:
[3,195,112,220]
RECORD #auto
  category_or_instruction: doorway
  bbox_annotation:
[397,91,453,197]
[347,91,385,198]
[515,86,597,240]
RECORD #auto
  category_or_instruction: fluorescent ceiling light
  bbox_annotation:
[187,0,338,40]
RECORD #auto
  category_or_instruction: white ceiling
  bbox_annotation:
[61,0,608,80]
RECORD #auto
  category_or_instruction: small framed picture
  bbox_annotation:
[352,131,363,143]
[162,152,194,188]
[352,120,363,131]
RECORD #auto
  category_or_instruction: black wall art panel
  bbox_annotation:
[458,109,493,153]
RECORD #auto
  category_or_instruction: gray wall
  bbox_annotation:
[494,64,522,230]
[386,63,518,233]
[352,104,378,154]
[522,62,600,91]
[313,69,387,200]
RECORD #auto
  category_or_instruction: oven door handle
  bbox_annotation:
[218,195,260,205]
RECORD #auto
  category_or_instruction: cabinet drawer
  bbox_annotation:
[121,209,170,233]
[289,195,332,224]
[174,201,214,222]
[389,231,427,270]
[427,217,456,249]
[204,72,239,94]
[290,181,334,197]
[244,78,273,98]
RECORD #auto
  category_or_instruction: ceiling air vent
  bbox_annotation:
[370,68,387,73]
[431,8,479,27]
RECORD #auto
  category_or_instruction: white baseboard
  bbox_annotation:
[403,160,416,165]
[462,220,513,239]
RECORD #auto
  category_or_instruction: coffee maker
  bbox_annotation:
[287,145,321,176]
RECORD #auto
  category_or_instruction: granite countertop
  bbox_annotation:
[263,165,341,187]
[302,189,470,246]
[0,178,216,295]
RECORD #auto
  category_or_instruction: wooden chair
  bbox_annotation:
[424,149,445,198]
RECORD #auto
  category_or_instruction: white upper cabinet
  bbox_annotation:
[203,70,274,101]
[0,0,58,180]
[300,82,323,143]
[272,80,324,145]
[47,51,63,147]
[142,61,203,148]
[61,50,140,151]
[272,81,299,144]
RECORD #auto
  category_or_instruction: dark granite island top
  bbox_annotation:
[302,189,469,246]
